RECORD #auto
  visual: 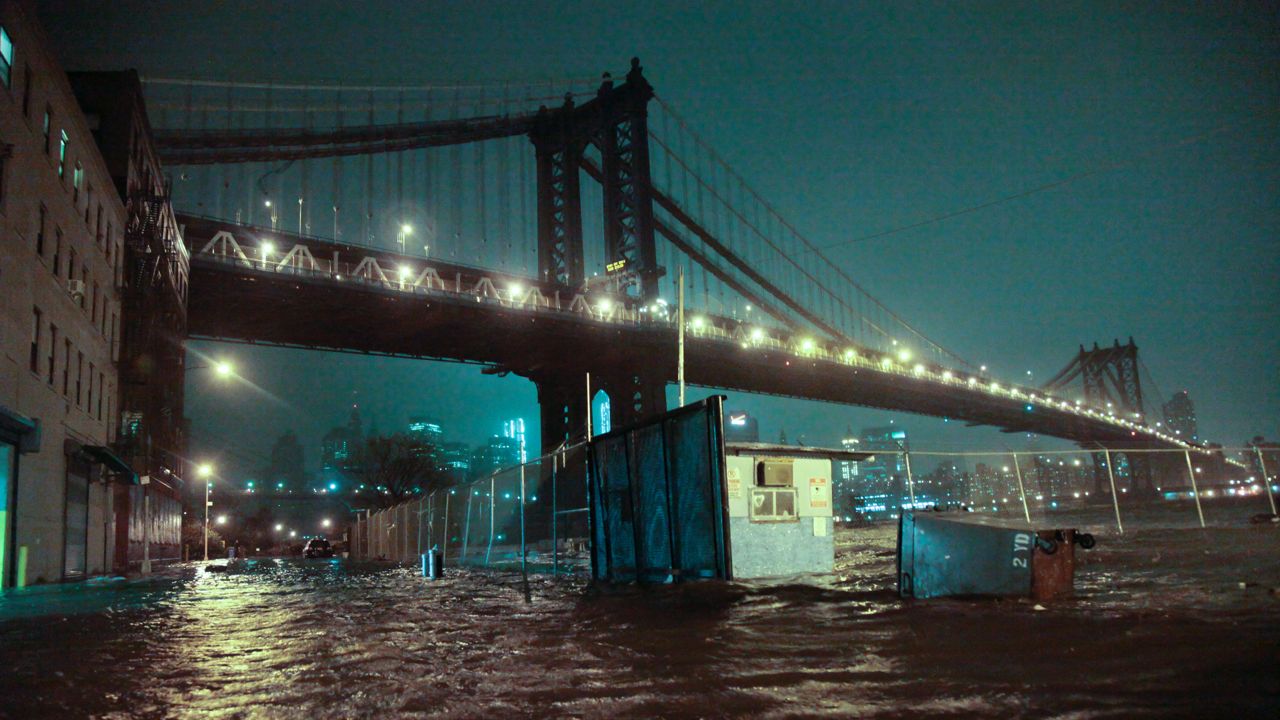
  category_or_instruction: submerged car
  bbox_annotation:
[303,537,335,559]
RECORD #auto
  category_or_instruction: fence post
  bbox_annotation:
[1254,446,1278,516]
[1183,450,1206,528]
[462,491,473,565]
[1012,453,1031,523]
[550,450,555,573]
[902,451,916,508]
[1103,449,1124,534]
[485,476,497,566]
[520,462,529,601]
[441,491,451,564]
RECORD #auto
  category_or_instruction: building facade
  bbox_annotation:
[853,426,908,518]
[1162,390,1198,442]
[0,0,132,586]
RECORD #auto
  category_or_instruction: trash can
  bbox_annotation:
[897,511,1093,601]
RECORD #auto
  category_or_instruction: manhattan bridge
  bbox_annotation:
[139,58,1211,492]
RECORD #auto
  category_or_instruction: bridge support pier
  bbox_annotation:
[596,368,668,431]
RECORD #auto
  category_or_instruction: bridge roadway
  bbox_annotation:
[179,214,1195,453]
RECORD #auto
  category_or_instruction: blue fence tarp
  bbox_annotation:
[588,397,730,584]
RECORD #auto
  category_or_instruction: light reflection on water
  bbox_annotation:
[0,512,1277,719]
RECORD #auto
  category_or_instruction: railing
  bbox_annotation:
[191,226,1203,449]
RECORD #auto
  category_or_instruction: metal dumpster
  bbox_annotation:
[897,511,1092,601]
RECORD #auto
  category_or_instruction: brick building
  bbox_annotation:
[0,0,185,586]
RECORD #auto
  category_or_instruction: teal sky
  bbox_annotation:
[41,1,1278,472]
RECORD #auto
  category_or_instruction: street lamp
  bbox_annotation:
[189,360,236,380]
[198,463,214,561]
[398,224,412,254]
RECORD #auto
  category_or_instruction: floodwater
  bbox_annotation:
[1,508,1277,719]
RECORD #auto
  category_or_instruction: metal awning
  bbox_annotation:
[81,445,140,484]
[0,404,40,453]
[725,442,875,462]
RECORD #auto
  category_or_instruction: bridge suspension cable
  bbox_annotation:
[147,71,974,370]
[648,96,974,368]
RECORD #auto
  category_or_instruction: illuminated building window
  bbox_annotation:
[0,27,12,88]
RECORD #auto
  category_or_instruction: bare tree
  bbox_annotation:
[356,433,445,509]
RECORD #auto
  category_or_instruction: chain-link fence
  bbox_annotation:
[841,446,1278,533]
[349,443,592,576]
[350,443,1277,578]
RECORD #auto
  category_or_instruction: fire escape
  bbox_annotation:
[117,178,189,479]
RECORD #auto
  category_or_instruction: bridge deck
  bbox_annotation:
[180,215,1192,450]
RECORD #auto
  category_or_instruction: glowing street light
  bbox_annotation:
[198,463,215,561]
[274,524,283,532]
[398,223,413,254]
[289,530,297,538]
[321,518,332,528]
[213,361,234,378]
[216,515,227,525]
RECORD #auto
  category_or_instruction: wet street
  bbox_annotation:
[1,516,1277,719]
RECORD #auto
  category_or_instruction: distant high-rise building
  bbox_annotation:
[856,426,909,515]
[725,411,760,443]
[320,404,364,486]
[264,430,307,493]
[407,417,444,466]
[440,442,472,484]
[503,418,527,463]
[408,418,443,446]
[470,436,521,480]
[1163,391,1198,442]
[833,426,860,516]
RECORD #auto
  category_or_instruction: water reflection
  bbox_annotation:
[1,515,1277,718]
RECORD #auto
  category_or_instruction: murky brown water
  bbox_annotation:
[1,510,1277,719]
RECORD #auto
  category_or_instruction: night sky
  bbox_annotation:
[40,1,1279,477]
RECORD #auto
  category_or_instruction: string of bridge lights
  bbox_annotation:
[222,233,1194,452]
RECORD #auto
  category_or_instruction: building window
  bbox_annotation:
[30,306,41,373]
[47,324,57,385]
[87,362,94,414]
[67,248,75,282]
[97,372,105,420]
[43,106,51,154]
[35,204,45,255]
[76,351,83,406]
[72,163,82,202]
[63,339,70,395]
[95,205,103,244]
[53,228,62,275]
[80,265,88,309]
[58,130,68,178]
[91,281,99,325]
[0,26,12,89]
[104,223,112,262]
